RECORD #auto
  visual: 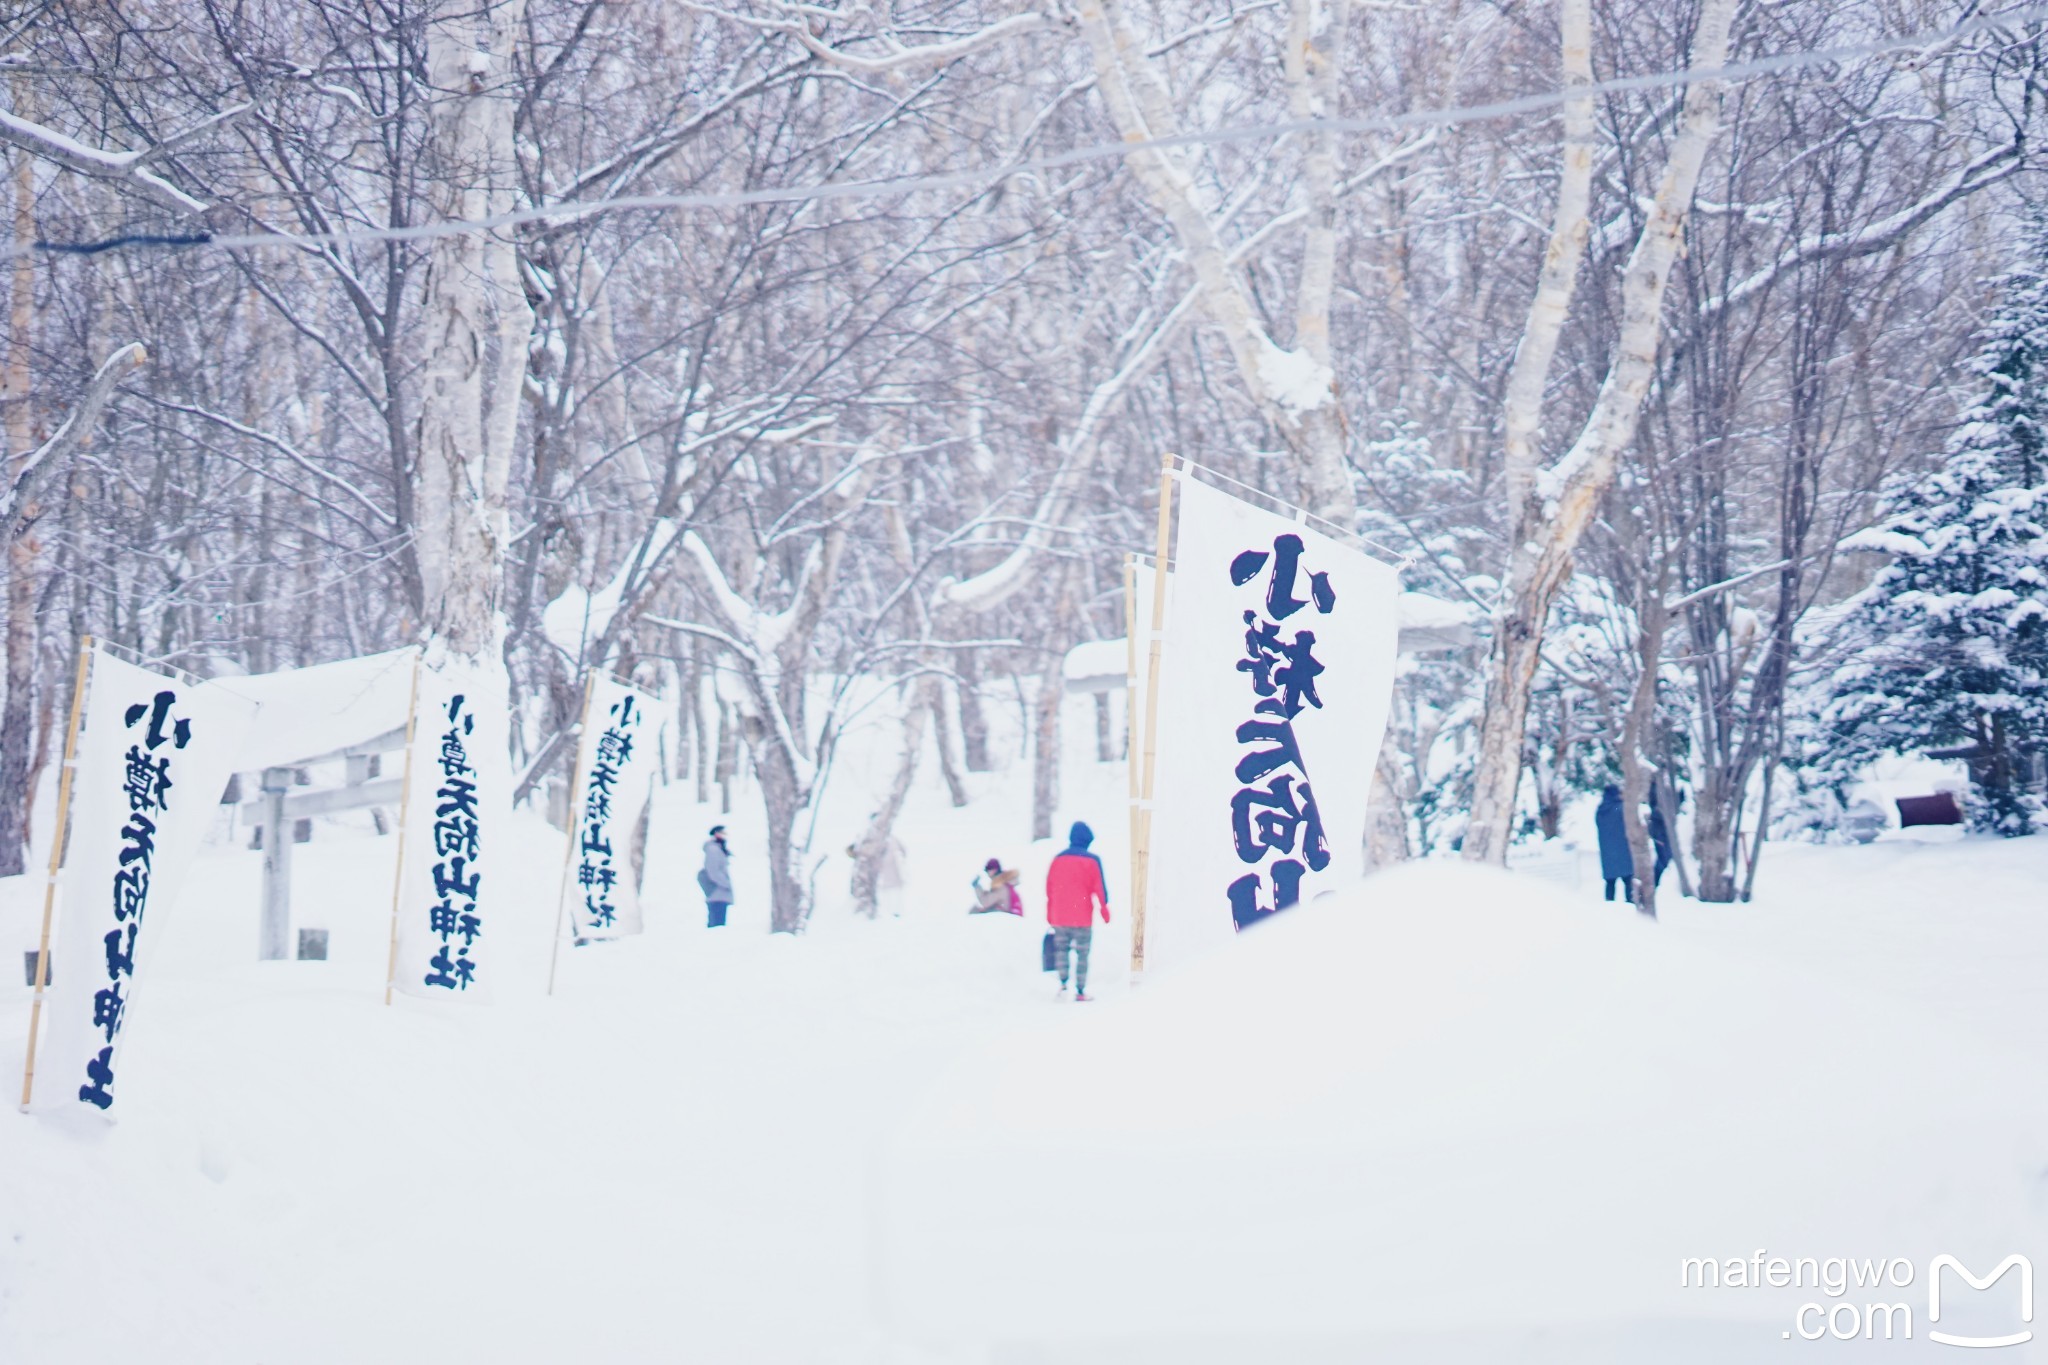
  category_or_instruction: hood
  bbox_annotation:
[1067,821,1095,850]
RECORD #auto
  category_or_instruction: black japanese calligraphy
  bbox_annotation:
[1228,533,1335,621]
[422,693,483,991]
[1224,535,1336,933]
[571,690,645,939]
[81,687,193,1108]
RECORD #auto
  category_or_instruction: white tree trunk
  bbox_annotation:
[1499,0,1594,515]
[667,458,876,932]
[1071,0,1350,519]
[413,0,533,664]
[1464,0,1737,865]
[849,693,927,918]
[1364,744,1411,870]
[1,109,36,878]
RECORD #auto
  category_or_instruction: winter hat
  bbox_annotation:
[1068,821,1094,849]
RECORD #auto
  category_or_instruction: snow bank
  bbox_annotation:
[877,861,2048,1360]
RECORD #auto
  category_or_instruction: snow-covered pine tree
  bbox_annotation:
[1814,242,2048,835]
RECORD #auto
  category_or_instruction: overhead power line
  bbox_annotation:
[16,2,2047,260]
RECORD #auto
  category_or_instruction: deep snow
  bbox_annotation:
[2,689,2044,1363]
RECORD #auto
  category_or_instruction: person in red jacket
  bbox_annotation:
[1045,821,1109,1001]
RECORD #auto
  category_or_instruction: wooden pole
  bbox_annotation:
[1124,555,1140,918]
[1130,457,1177,980]
[546,671,598,997]
[257,767,295,960]
[19,635,93,1112]
[381,654,423,1007]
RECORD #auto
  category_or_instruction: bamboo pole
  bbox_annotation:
[1124,556,1140,918]
[546,671,598,997]
[381,654,424,1007]
[1129,456,1177,980]
[19,635,93,1111]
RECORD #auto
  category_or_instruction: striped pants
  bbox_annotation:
[1053,924,1093,992]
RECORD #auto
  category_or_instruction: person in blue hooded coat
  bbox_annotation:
[1595,785,1633,902]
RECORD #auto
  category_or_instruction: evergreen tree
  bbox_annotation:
[1812,244,2048,835]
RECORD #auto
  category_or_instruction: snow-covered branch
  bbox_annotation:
[1702,140,2022,319]
[685,3,1045,72]
[147,400,397,527]
[2,342,147,525]
[0,105,245,216]
[793,11,1046,72]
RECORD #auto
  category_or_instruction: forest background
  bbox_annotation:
[0,0,2041,928]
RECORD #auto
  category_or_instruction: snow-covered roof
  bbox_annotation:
[1397,591,1478,650]
[221,648,418,772]
[1063,637,1129,693]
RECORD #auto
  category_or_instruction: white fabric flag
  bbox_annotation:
[560,675,661,940]
[391,654,512,1002]
[1141,474,1400,975]
[37,650,256,1115]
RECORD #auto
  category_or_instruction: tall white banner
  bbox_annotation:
[1142,475,1400,974]
[38,651,256,1115]
[560,676,660,940]
[391,654,511,1002]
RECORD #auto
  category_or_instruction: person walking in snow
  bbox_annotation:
[1595,785,1634,903]
[1045,821,1110,1000]
[698,825,734,927]
[1647,789,1674,889]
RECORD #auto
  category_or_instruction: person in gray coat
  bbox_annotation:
[698,826,733,927]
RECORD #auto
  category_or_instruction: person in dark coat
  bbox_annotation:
[698,826,733,927]
[1594,785,1633,902]
[1647,790,1674,888]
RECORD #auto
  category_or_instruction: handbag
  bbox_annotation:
[1041,931,1058,973]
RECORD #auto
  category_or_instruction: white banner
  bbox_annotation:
[1142,475,1400,974]
[37,650,256,1115]
[560,676,661,940]
[391,654,511,1002]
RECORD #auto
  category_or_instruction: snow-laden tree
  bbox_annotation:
[1461,0,1739,865]
[1810,246,2048,836]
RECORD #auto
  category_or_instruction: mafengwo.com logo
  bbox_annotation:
[1680,1251,2032,1346]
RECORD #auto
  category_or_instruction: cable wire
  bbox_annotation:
[16,1,2045,260]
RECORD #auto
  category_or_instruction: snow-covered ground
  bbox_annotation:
[2,691,2044,1363]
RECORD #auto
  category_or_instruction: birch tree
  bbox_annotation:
[1462,0,1738,865]
[412,0,534,664]
[660,452,878,932]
